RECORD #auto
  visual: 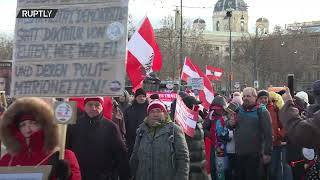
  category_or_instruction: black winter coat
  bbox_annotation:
[66,112,130,180]
[124,100,148,157]
[185,119,208,180]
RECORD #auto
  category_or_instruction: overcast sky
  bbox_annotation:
[1,0,320,35]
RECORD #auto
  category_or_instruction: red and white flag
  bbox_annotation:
[181,57,215,109]
[174,96,199,137]
[206,65,224,81]
[126,17,162,92]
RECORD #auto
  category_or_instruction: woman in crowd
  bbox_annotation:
[0,97,81,180]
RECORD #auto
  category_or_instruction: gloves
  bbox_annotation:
[48,151,72,180]
[55,159,72,180]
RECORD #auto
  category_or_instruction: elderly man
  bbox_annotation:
[229,87,273,180]
[130,100,189,180]
[66,97,130,180]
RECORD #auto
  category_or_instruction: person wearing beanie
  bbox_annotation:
[258,91,292,180]
[149,93,160,101]
[231,92,243,106]
[203,95,230,180]
[257,90,269,105]
[66,97,130,180]
[134,88,146,98]
[115,90,131,114]
[0,97,81,180]
[305,80,320,117]
[124,88,149,157]
[130,100,189,180]
[295,91,309,106]
[228,87,273,180]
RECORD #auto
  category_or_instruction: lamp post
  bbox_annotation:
[226,9,232,96]
[180,0,183,72]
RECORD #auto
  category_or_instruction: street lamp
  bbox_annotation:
[226,9,233,96]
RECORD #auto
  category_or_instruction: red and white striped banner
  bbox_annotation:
[174,96,199,137]
[206,65,224,81]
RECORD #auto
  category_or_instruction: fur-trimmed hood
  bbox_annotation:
[0,97,58,154]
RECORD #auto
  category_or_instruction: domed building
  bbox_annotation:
[256,17,269,35]
[193,18,206,31]
[213,0,249,33]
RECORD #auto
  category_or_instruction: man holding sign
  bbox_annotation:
[0,97,81,180]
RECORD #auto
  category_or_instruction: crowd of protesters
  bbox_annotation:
[0,80,319,180]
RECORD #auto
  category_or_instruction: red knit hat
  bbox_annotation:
[84,97,104,105]
[147,100,167,114]
[15,114,35,127]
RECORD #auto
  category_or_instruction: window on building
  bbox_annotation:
[308,72,313,81]
[216,21,220,31]
[226,47,230,52]
[318,71,320,79]
[240,22,244,32]
[215,47,220,51]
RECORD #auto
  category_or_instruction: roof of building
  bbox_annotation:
[214,0,248,12]
[256,17,269,23]
[193,18,206,24]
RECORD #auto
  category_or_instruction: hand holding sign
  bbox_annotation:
[54,101,77,160]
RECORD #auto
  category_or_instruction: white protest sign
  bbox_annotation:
[12,0,128,97]
[174,96,199,137]
[187,77,204,90]
[0,165,51,180]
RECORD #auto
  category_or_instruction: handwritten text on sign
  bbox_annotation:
[146,92,177,112]
[187,77,204,90]
[174,96,199,137]
[13,1,128,97]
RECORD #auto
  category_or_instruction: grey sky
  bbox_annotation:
[0,0,320,34]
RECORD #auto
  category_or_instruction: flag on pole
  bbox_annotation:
[126,17,162,92]
[206,65,224,81]
[181,57,215,109]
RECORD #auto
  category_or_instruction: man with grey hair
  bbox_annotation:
[228,87,273,180]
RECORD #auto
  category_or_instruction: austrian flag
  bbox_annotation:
[206,65,224,81]
[126,17,162,92]
[181,57,215,109]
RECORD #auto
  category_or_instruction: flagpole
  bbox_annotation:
[178,0,183,92]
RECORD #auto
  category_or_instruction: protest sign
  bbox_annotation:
[146,92,176,112]
[187,77,204,90]
[174,96,199,137]
[0,165,51,180]
[12,0,128,97]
